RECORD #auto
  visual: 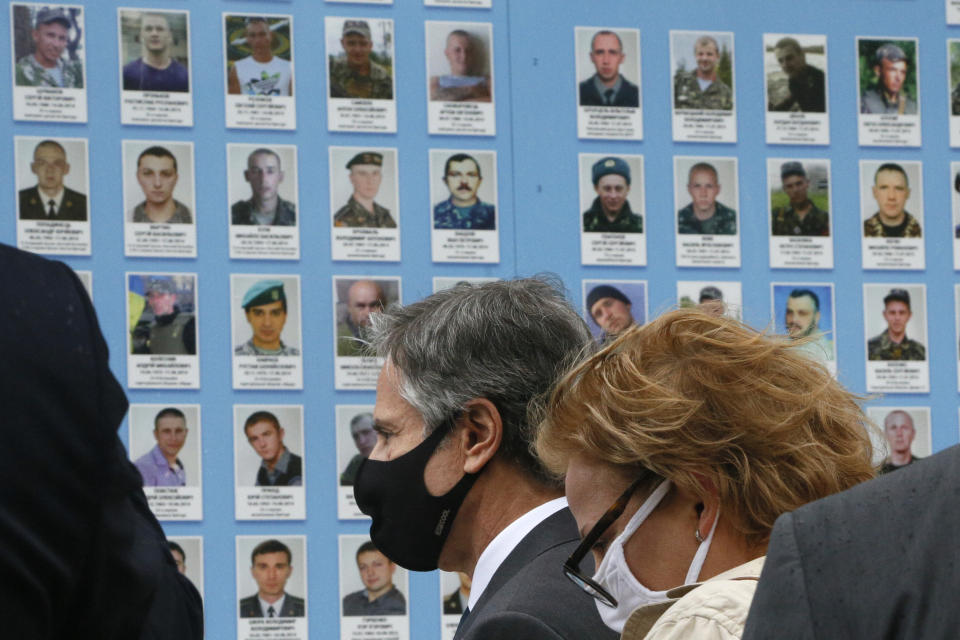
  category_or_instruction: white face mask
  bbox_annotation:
[591,479,718,633]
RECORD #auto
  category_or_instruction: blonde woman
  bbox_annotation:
[534,308,875,639]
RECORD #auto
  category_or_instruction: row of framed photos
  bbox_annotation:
[132,397,941,524]
[16,133,960,272]
[16,3,960,146]
[162,533,478,640]
[74,272,949,394]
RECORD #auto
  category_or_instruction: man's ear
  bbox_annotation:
[457,398,502,474]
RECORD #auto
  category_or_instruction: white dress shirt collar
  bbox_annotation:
[467,496,567,611]
[39,187,64,215]
[259,594,285,617]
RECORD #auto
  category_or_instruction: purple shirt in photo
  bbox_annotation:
[134,444,186,487]
[123,58,189,93]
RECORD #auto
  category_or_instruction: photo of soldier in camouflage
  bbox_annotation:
[862,162,921,239]
[676,160,737,235]
[672,32,733,111]
[867,288,926,361]
[328,19,393,100]
[12,5,84,88]
[582,156,643,233]
[771,161,829,237]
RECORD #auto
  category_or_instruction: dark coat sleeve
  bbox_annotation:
[742,513,816,640]
[0,245,202,639]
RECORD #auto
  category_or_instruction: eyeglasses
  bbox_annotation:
[563,475,647,607]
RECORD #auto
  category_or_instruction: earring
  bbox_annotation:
[695,528,704,544]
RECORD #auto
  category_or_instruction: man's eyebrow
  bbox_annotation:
[372,418,395,434]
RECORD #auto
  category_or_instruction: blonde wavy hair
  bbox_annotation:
[534,308,875,545]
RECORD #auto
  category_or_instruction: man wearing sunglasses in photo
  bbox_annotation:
[353,278,615,640]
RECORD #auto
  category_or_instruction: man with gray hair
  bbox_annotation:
[353,278,616,640]
[861,43,916,114]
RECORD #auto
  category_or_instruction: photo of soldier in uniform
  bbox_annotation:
[582,156,643,233]
[862,162,922,238]
[12,4,84,88]
[867,287,926,361]
[875,409,928,474]
[339,410,375,487]
[17,138,87,221]
[327,19,393,100]
[765,35,826,113]
[128,274,196,356]
[234,279,300,357]
[950,40,960,116]
[427,23,492,103]
[432,151,496,230]
[577,28,639,108]
[677,282,742,320]
[225,15,293,96]
[333,277,400,358]
[770,161,829,236]
[119,9,189,92]
[582,281,646,343]
[672,32,733,111]
[229,146,297,226]
[676,159,737,235]
[858,40,917,115]
[331,150,397,229]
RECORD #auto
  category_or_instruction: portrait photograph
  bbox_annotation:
[764,34,827,113]
[128,404,202,488]
[950,40,960,118]
[677,281,742,320]
[863,284,927,362]
[227,144,298,227]
[574,27,640,108]
[771,283,836,365]
[671,30,734,111]
[11,3,85,89]
[167,536,204,597]
[859,160,923,237]
[325,17,394,101]
[122,140,195,224]
[234,405,304,490]
[425,21,493,103]
[768,158,830,237]
[578,153,644,234]
[126,273,198,357]
[224,14,293,97]
[118,8,189,93]
[329,147,399,230]
[339,535,409,618]
[336,405,374,489]
[15,135,88,222]
[333,276,401,359]
[865,406,932,469]
[236,536,307,619]
[429,149,497,230]
[673,156,739,235]
[581,280,647,342]
[230,274,302,357]
[857,38,918,116]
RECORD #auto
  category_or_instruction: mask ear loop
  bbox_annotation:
[684,507,719,584]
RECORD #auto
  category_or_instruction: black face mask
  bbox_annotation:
[354,419,480,572]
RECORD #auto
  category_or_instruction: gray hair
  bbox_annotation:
[367,276,593,486]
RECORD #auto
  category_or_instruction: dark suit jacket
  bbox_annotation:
[19,185,88,221]
[743,444,960,640]
[579,75,640,107]
[454,508,618,640]
[0,243,202,638]
[239,593,305,618]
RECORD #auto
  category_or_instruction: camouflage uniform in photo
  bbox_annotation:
[771,201,830,236]
[867,330,926,361]
[582,198,643,233]
[952,83,960,116]
[333,197,396,228]
[860,88,917,115]
[677,202,737,235]
[15,54,83,88]
[674,71,732,110]
[329,59,393,99]
[863,212,922,238]
[337,320,367,357]
[433,199,496,230]
[234,338,299,356]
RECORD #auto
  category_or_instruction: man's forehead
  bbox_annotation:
[142,15,169,28]
[592,33,620,51]
[448,159,479,173]
[876,170,907,185]
[139,155,176,171]
[255,551,289,564]
[249,153,280,168]
[358,549,389,564]
[689,169,718,184]
[248,300,285,312]
[351,164,381,173]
